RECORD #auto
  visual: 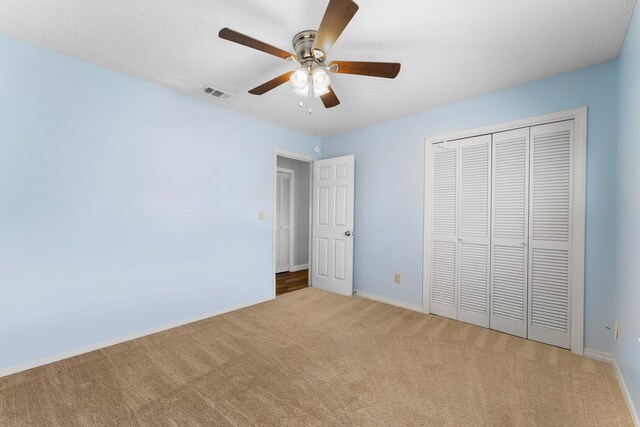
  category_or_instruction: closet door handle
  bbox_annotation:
[522,241,527,246]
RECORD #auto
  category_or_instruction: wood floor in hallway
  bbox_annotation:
[275,269,308,296]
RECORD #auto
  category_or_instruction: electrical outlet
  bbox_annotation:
[614,322,619,340]
[394,274,401,284]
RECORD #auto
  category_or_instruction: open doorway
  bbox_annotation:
[274,151,313,296]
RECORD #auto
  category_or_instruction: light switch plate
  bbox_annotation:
[394,274,401,284]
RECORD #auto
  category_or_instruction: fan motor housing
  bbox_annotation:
[292,30,323,63]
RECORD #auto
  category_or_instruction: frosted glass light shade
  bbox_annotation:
[290,68,309,91]
[312,68,330,91]
[293,86,309,97]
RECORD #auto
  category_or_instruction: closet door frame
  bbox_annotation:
[423,107,587,356]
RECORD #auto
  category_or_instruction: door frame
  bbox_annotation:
[423,107,587,355]
[276,167,295,273]
[273,149,314,298]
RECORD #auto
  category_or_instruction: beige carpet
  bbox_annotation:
[0,288,632,426]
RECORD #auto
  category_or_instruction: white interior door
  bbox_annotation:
[276,170,293,273]
[528,121,574,349]
[429,142,459,319]
[457,135,491,327]
[311,155,355,296]
[490,127,530,338]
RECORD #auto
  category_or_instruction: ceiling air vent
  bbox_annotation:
[201,86,233,101]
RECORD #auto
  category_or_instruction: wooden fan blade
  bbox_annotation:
[329,61,401,79]
[320,86,340,108]
[312,0,359,57]
[219,28,296,60]
[248,71,295,95]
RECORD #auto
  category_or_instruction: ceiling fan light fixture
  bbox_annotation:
[290,68,309,91]
[219,0,400,110]
[293,86,309,97]
[312,68,330,92]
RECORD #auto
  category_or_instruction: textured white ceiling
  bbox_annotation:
[0,0,635,137]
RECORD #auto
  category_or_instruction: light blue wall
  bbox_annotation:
[0,35,320,370]
[323,61,619,353]
[615,4,640,417]
[0,23,631,376]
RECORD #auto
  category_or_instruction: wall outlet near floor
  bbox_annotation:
[614,322,619,340]
[394,273,401,284]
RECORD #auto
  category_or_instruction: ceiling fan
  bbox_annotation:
[218,0,401,111]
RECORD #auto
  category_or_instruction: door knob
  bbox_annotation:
[345,231,352,237]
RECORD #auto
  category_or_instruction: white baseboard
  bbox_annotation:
[583,347,614,363]
[354,290,423,313]
[290,264,309,272]
[583,347,638,425]
[574,348,638,424]
[0,296,274,379]
[613,358,639,427]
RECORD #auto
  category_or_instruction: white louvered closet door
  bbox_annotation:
[457,135,491,327]
[490,128,530,338]
[528,121,574,349]
[430,142,459,319]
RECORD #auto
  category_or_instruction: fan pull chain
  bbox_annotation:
[308,76,313,115]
